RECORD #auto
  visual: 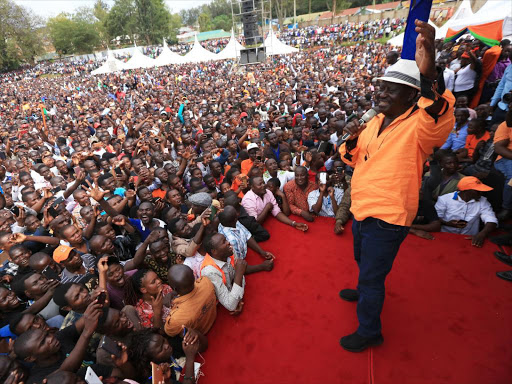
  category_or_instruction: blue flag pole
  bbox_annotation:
[401,0,434,60]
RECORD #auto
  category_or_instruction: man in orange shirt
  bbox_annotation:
[459,119,490,159]
[338,21,455,352]
[492,98,512,220]
[240,143,262,175]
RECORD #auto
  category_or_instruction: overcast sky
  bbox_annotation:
[15,0,212,19]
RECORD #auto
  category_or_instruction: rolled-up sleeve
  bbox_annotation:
[479,198,498,225]
[416,91,456,154]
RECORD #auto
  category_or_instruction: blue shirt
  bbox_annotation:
[440,123,469,151]
[491,63,512,111]
[218,221,252,259]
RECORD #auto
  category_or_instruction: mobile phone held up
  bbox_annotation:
[209,205,217,221]
[42,266,60,281]
[99,335,121,358]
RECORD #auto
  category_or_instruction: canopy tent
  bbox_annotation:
[124,44,156,70]
[264,29,299,56]
[154,39,186,66]
[388,19,441,47]
[216,30,245,60]
[182,35,219,63]
[438,0,474,38]
[443,0,512,46]
[91,50,126,75]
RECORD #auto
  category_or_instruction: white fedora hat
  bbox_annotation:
[377,59,421,90]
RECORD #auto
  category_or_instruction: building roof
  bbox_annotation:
[319,1,406,18]
[181,29,231,43]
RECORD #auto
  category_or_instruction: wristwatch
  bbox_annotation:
[291,221,296,227]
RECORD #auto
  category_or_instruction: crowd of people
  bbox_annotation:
[0,14,511,383]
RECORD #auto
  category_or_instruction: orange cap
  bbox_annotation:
[53,245,75,263]
[457,177,493,192]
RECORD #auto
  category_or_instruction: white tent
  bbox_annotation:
[388,19,442,47]
[438,0,512,39]
[124,44,156,70]
[154,38,186,66]
[216,30,245,60]
[264,29,299,56]
[183,35,219,63]
[91,49,126,75]
[438,0,475,38]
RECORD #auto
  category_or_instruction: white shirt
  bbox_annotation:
[443,68,455,91]
[307,188,344,217]
[450,58,461,71]
[201,257,245,312]
[263,170,295,191]
[454,65,477,92]
[435,192,497,235]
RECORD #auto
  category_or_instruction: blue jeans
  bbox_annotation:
[494,158,512,210]
[352,218,409,337]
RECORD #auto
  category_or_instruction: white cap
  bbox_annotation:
[376,59,420,90]
[247,143,259,151]
[304,107,315,114]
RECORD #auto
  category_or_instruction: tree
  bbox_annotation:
[168,13,182,44]
[134,0,170,45]
[212,14,232,32]
[0,0,44,70]
[47,10,102,55]
[198,12,213,32]
[93,0,109,46]
[105,0,137,43]
[180,8,201,26]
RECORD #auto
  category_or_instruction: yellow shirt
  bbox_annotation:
[339,91,455,226]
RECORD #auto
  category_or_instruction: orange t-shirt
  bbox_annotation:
[465,131,490,158]
[339,92,455,226]
[493,121,512,161]
[152,188,167,199]
[240,159,254,175]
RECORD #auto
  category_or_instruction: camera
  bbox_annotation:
[503,91,512,104]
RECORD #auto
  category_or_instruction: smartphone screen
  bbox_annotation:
[319,172,327,185]
[42,266,60,281]
[209,205,217,221]
[99,335,121,357]
[85,367,102,384]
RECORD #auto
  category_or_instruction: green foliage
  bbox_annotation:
[105,0,137,42]
[47,10,102,55]
[212,14,232,32]
[168,13,182,45]
[0,0,44,71]
[198,13,213,32]
[134,0,170,45]
[180,7,201,26]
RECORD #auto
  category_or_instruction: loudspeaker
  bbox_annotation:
[240,47,266,65]
[240,0,262,46]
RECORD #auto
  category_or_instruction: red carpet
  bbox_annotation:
[200,217,512,384]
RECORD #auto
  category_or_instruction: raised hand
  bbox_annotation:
[112,215,126,227]
[84,179,108,202]
[97,256,109,274]
[10,232,26,244]
[414,19,437,80]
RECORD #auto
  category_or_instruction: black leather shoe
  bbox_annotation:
[340,331,384,352]
[494,252,512,266]
[339,289,359,302]
[496,271,512,282]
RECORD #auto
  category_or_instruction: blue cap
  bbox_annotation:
[258,123,266,130]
